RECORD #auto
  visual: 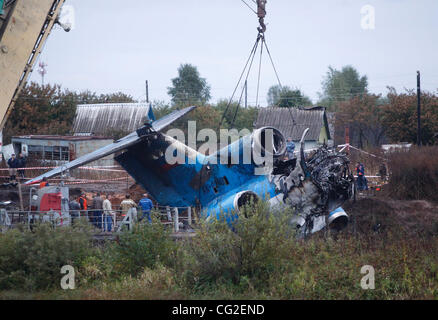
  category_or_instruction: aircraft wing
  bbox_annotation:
[24,106,196,185]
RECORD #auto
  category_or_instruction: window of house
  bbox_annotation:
[52,147,61,160]
[61,147,69,161]
[43,146,54,160]
[28,145,43,159]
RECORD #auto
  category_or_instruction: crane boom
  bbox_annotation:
[0,0,66,151]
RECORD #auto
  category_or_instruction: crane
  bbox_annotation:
[0,0,68,155]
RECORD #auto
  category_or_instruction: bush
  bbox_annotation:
[0,221,94,291]
[107,217,178,276]
[178,201,298,292]
[387,146,438,201]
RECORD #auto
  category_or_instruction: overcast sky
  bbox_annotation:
[29,0,438,107]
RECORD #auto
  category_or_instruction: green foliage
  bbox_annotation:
[335,94,386,148]
[267,85,312,108]
[151,100,175,120]
[215,99,259,130]
[179,201,298,292]
[167,64,211,107]
[0,221,94,291]
[381,88,438,145]
[3,82,136,144]
[319,65,368,111]
[2,201,438,299]
[106,217,177,276]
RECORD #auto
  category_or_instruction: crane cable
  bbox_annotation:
[231,34,262,127]
[255,34,264,108]
[219,34,261,128]
[263,37,297,126]
[223,0,296,128]
[240,0,257,15]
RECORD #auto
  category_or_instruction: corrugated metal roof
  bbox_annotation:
[12,135,111,141]
[72,103,152,135]
[254,107,330,141]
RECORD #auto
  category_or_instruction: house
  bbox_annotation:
[10,135,114,166]
[72,103,155,136]
[254,106,332,151]
[3,103,154,164]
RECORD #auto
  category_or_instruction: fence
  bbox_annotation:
[0,206,196,234]
[0,161,129,183]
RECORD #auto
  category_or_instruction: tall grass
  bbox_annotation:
[0,202,437,299]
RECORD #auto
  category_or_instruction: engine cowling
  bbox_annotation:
[234,191,259,217]
[204,190,260,222]
[252,126,287,159]
[327,207,349,231]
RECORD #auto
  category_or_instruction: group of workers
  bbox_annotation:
[69,192,154,232]
[7,153,26,182]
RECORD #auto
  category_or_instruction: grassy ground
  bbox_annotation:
[0,198,437,300]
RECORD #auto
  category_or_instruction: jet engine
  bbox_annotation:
[252,126,287,159]
[234,190,259,216]
[204,190,260,222]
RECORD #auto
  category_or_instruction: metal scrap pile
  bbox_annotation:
[269,145,354,236]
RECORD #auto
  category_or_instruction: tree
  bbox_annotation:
[167,64,211,107]
[381,88,438,145]
[267,85,312,108]
[335,94,386,148]
[215,99,259,130]
[73,90,135,105]
[3,82,137,144]
[319,65,368,111]
[3,83,76,143]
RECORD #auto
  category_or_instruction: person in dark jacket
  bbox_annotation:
[91,193,104,229]
[69,197,81,225]
[17,153,27,179]
[7,154,20,182]
[356,162,368,191]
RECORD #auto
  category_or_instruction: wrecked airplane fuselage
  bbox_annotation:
[26,107,354,236]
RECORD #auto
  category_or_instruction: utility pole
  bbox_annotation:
[417,71,421,146]
[145,80,149,103]
[244,80,248,108]
[345,127,350,155]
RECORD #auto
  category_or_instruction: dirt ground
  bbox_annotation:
[343,196,438,236]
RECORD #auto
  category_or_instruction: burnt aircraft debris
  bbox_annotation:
[269,129,354,236]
